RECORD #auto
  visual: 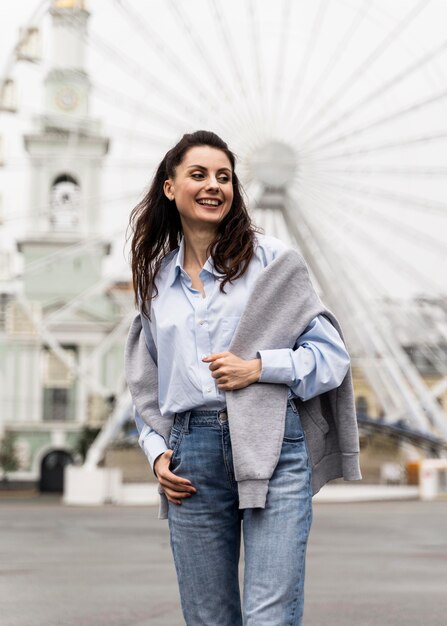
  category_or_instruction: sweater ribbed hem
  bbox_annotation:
[311,451,362,496]
[237,479,270,510]
[342,452,362,480]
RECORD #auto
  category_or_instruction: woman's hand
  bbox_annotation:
[154,450,197,505]
[202,352,262,391]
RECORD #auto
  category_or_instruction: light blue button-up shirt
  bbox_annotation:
[135,234,350,469]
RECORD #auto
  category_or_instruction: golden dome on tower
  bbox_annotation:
[53,0,86,9]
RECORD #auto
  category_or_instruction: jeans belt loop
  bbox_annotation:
[183,410,191,434]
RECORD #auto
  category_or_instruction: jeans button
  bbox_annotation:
[219,410,228,421]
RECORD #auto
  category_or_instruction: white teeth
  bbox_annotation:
[197,199,220,206]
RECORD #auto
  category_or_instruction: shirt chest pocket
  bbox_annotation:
[217,316,241,352]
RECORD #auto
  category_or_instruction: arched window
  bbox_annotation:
[49,173,80,231]
[356,395,368,416]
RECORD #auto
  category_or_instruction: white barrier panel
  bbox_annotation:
[419,459,447,501]
[63,466,122,505]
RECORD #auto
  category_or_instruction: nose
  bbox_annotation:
[205,175,220,191]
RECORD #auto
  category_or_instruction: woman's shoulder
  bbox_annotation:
[253,233,291,267]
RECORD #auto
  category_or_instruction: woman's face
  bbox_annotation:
[164,145,234,231]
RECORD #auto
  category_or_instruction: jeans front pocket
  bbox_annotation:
[283,403,305,444]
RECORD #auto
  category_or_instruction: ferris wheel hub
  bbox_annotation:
[249,141,297,188]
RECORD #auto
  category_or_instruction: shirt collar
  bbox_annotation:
[167,236,225,287]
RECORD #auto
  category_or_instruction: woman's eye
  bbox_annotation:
[192,173,204,179]
[218,176,230,183]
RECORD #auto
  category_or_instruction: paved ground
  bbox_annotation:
[0,496,446,625]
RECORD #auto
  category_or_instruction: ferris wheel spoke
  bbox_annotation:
[163,0,246,137]
[301,87,447,153]
[299,175,447,258]
[209,0,261,142]
[92,80,191,133]
[281,0,330,124]
[295,180,444,293]
[112,0,245,140]
[296,0,432,145]
[300,130,447,166]
[291,0,370,138]
[301,174,447,217]
[61,10,212,130]
[247,0,265,128]
[113,0,220,112]
[269,0,292,134]
[298,30,447,148]
[309,165,447,178]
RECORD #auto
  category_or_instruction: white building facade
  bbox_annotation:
[0,0,130,491]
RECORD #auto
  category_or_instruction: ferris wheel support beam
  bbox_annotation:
[15,295,112,398]
[280,198,411,422]
[284,188,419,420]
[298,192,447,438]
[81,312,134,378]
[84,388,132,470]
[283,191,436,433]
[300,183,447,386]
[272,194,403,416]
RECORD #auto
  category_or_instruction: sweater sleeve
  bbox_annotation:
[257,314,350,400]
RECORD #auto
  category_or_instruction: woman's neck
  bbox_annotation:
[182,225,216,271]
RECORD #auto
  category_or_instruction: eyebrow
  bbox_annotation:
[186,164,232,173]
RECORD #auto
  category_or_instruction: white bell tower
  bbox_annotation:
[18,0,110,299]
[20,0,109,242]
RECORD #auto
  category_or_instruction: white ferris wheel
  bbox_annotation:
[1,0,447,466]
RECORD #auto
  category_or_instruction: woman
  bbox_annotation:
[125,130,361,625]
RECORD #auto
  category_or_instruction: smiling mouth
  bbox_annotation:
[196,199,223,207]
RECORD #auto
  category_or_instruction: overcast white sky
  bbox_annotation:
[1,0,446,298]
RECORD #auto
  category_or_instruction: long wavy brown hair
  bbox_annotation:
[128,130,261,318]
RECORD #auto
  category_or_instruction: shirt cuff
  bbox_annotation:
[138,424,168,472]
[257,348,295,385]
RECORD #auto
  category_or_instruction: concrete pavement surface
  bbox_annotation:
[0,496,446,625]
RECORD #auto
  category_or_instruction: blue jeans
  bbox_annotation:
[168,399,313,626]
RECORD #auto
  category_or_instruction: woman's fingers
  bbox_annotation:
[155,449,197,505]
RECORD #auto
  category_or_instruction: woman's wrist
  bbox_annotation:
[250,357,262,383]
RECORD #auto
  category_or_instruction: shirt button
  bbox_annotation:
[199,320,204,325]
[206,386,212,393]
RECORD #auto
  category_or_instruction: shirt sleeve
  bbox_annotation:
[134,407,168,472]
[257,314,350,401]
